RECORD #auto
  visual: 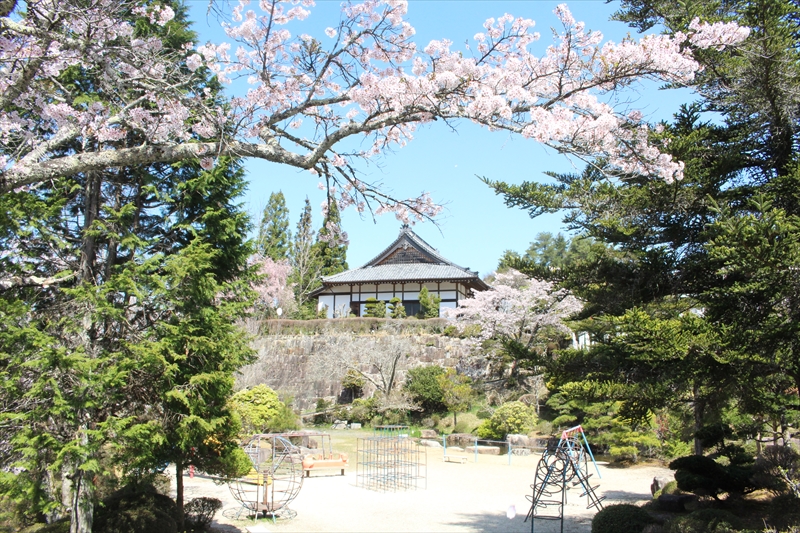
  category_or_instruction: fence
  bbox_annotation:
[437,434,549,465]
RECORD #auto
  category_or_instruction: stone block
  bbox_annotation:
[420,429,438,438]
[466,445,501,455]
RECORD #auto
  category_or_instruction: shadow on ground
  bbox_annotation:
[443,510,592,533]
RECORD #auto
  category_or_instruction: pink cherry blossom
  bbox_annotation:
[0,0,751,221]
[447,269,582,352]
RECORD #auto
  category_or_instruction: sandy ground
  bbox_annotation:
[172,441,673,533]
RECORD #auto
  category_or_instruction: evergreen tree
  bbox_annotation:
[256,191,291,261]
[0,4,255,530]
[364,298,387,318]
[417,287,441,319]
[388,297,407,319]
[486,0,800,451]
[289,197,322,315]
[315,201,348,277]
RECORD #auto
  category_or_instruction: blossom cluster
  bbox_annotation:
[447,269,582,348]
[0,0,751,217]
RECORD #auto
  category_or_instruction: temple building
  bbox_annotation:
[311,225,489,318]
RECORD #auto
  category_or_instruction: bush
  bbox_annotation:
[184,497,223,532]
[669,455,755,499]
[453,413,480,434]
[388,297,406,319]
[229,385,298,434]
[476,401,536,440]
[349,397,378,425]
[364,298,387,318]
[665,509,743,533]
[417,287,441,319]
[753,445,800,496]
[404,365,446,414]
[93,484,179,533]
[654,480,680,498]
[592,504,655,533]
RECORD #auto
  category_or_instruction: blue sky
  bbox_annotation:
[186,0,694,277]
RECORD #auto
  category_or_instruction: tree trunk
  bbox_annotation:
[693,386,705,456]
[68,468,94,533]
[176,460,185,532]
[453,411,458,427]
[68,427,94,533]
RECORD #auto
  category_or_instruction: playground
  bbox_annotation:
[174,428,673,533]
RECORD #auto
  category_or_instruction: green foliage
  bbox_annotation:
[93,484,178,533]
[183,497,222,532]
[437,368,474,425]
[654,480,680,499]
[498,232,608,277]
[229,385,299,434]
[752,446,800,496]
[404,365,446,414]
[314,201,348,277]
[476,401,536,440]
[417,287,441,319]
[669,455,757,499]
[349,397,379,425]
[544,392,661,461]
[453,413,481,434]
[665,509,744,533]
[288,197,322,308]
[342,368,367,392]
[256,191,291,261]
[364,298,387,318]
[591,504,655,533]
[388,297,407,319]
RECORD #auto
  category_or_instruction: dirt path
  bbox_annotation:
[174,444,672,533]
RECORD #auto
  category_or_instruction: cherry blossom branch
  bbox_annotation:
[0,0,750,220]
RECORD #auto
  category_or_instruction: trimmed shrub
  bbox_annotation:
[669,455,755,499]
[476,401,536,440]
[364,298,387,318]
[665,509,743,533]
[229,385,298,434]
[93,484,179,533]
[184,497,223,532]
[592,504,655,533]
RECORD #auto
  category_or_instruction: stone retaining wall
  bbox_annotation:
[235,331,473,410]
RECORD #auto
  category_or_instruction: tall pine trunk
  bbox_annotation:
[68,428,94,533]
[693,384,706,456]
[176,459,185,532]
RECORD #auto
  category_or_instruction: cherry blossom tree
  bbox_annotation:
[449,269,582,403]
[250,253,296,318]
[1,0,749,221]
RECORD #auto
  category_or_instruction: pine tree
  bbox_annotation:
[0,4,255,530]
[256,191,291,261]
[289,197,322,315]
[417,287,441,319]
[315,201,348,277]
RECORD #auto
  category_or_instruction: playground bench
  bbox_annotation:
[443,455,468,464]
[301,453,348,477]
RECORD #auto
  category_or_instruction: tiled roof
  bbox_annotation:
[322,263,482,284]
[363,225,459,268]
[310,225,490,296]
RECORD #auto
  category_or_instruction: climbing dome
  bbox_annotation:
[228,434,304,519]
[525,426,604,533]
